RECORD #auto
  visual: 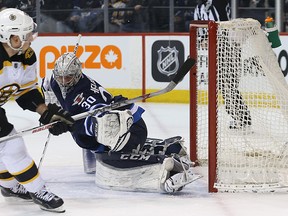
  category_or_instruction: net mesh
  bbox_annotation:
[193,18,288,191]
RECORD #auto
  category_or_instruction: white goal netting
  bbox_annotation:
[191,18,288,191]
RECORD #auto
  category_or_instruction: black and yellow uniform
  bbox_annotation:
[0,43,45,192]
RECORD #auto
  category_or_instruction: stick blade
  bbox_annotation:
[172,58,196,84]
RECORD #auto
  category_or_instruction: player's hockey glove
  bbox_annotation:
[39,103,75,136]
[112,95,131,110]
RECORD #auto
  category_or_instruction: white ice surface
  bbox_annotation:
[1,101,288,216]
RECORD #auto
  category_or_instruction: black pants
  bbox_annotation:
[218,41,251,125]
[0,107,14,138]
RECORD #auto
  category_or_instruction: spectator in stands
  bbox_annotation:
[39,0,74,33]
[0,0,32,11]
[121,0,161,32]
[120,0,170,32]
[238,0,275,25]
[120,0,149,32]
[67,0,104,33]
[248,0,275,7]
[173,0,197,32]
[108,0,128,32]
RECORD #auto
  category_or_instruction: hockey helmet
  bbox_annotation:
[53,52,82,90]
[0,8,37,49]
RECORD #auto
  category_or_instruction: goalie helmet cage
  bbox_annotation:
[189,18,288,193]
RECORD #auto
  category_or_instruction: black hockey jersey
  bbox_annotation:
[50,73,145,151]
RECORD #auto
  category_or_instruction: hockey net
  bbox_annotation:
[189,18,288,192]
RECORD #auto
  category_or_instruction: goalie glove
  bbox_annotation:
[94,110,133,151]
[39,103,75,136]
[111,95,131,110]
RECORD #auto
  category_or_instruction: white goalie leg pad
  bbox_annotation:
[95,110,133,151]
[95,156,175,193]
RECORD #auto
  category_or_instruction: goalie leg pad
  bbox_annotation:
[95,152,172,192]
[95,110,134,151]
[94,152,201,193]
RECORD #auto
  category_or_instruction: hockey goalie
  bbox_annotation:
[41,52,201,193]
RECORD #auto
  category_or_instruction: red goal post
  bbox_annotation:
[189,19,288,193]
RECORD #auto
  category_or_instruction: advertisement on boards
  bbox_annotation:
[145,35,189,91]
[32,35,143,89]
[31,34,288,103]
[32,34,190,102]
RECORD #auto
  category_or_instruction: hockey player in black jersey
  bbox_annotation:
[42,52,201,193]
[0,8,74,213]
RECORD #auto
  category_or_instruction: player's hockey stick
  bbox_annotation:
[0,58,195,143]
[37,34,82,168]
[38,132,51,169]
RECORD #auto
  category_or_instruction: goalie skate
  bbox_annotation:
[164,169,202,193]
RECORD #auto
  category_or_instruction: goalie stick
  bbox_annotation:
[73,34,82,55]
[0,58,196,143]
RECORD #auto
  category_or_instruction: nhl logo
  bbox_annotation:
[151,40,184,82]
[157,46,179,76]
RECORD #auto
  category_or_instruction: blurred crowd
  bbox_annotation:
[0,0,286,33]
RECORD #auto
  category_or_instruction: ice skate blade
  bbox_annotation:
[40,205,66,213]
[3,196,33,203]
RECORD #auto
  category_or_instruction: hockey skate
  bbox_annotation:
[159,156,202,193]
[0,183,32,201]
[164,169,202,193]
[30,186,65,213]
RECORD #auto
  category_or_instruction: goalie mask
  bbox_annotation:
[0,8,37,51]
[53,52,82,95]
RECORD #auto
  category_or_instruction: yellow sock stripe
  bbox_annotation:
[20,172,40,185]
[0,170,14,181]
[11,161,39,184]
